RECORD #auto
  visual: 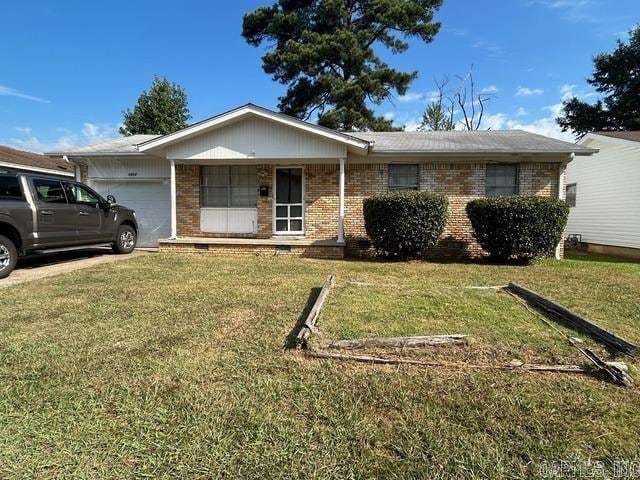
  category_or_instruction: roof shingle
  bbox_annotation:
[593,131,640,143]
[351,130,595,155]
[0,145,73,174]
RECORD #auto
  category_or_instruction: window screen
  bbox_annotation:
[566,183,577,207]
[389,164,419,191]
[201,166,257,208]
[486,164,518,196]
[33,179,68,203]
[0,176,22,200]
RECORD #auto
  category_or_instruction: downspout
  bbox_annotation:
[555,153,574,259]
[63,155,81,182]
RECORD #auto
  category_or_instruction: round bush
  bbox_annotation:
[466,196,569,262]
[363,191,449,259]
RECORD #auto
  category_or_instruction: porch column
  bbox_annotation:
[338,157,346,243]
[170,159,177,239]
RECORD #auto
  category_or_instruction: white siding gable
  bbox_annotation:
[565,136,640,249]
[166,116,347,160]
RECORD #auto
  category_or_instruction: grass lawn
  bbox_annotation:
[0,251,639,478]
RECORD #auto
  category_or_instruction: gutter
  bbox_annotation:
[0,160,75,178]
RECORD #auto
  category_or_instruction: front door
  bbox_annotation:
[274,167,303,235]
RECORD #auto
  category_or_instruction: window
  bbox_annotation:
[201,165,257,208]
[566,183,577,207]
[389,164,419,191]
[33,179,68,203]
[66,184,102,208]
[486,164,518,196]
[0,176,22,200]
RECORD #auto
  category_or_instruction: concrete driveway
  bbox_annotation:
[0,248,149,288]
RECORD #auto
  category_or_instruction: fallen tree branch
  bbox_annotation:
[295,275,335,348]
[319,334,468,350]
[504,285,634,387]
[305,351,627,376]
[506,283,638,357]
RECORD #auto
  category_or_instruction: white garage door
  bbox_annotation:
[91,180,171,247]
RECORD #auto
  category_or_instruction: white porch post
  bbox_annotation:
[170,159,177,239]
[338,157,346,243]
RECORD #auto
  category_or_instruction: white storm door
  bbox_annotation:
[274,167,304,234]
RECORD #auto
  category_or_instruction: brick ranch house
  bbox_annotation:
[48,104,597,258]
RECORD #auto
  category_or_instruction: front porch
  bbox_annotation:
[164,160,351,255]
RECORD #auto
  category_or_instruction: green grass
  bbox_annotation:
[0,252,639,478]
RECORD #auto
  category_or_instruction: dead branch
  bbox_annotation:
[295,275,335,348]
[319,334,467,350]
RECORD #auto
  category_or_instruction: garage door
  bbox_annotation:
[91,180,171,247]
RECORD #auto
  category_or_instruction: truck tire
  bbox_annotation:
[0,234,18,279]
[112,224,137,254]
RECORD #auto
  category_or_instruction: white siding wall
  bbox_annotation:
[565,137,640,248]
[167,116,347,160]
[86,156,170,180]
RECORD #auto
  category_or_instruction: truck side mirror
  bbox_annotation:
[106,194,116,205]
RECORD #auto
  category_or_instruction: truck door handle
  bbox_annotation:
[41,210,53,215]
[79,212,89,216]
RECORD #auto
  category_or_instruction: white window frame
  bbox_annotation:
[273,165,305,235]
[566,182,577,207]
[485,163,519,197]
[388,163,420,191]
[200,165,258,209]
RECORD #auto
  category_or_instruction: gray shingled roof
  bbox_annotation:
[48,128,595,156]
[46,134,160,155]
[593,131,640,143]
[350,130,595,155]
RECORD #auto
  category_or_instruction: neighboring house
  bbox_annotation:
[565,132,640,259]
[0,145,74,178]
[47,104,596,255]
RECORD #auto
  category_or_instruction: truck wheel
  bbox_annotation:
[112,225,137,254]
[0,235,18,279]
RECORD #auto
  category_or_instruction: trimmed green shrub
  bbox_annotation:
[466,196,569,262]
[363,191,449,259]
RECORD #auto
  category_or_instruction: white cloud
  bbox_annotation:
[516,86,544,96]
[0,84,50,103]
[398,92,424,103]
[5,122,119,153]
[516,107,528,116]
[383,112,395,121]
[525,0,599,24]
[472,40,505,57]
[481,85,499,94]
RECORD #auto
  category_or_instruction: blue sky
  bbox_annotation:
[1,0,637,152]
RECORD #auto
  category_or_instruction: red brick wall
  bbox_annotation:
[176,164,200,237]
[305,164,339,240]
[173,161,562,258]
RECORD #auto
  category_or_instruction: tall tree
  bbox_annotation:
[557,26,640,137]
[120,75,191,136]
[242,0,443,132]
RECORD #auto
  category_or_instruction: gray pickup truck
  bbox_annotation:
[0,173,138,278]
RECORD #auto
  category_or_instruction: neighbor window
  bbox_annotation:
[389,164,419,191]
[486,164,518,196]
[566,183,577,207]
[201,165,257,208]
